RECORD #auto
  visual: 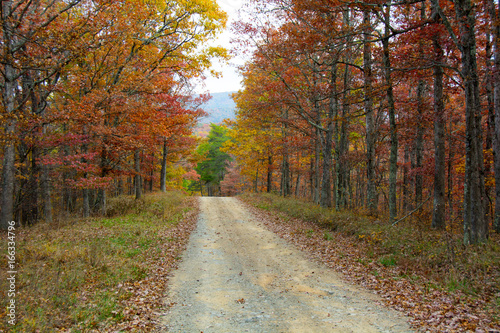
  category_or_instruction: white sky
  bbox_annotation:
[198,0,245,94]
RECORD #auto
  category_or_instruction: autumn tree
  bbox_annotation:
[0,0,227,227]
[230,0,498,245]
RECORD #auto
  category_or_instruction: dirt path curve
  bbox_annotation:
[159,197,414,332]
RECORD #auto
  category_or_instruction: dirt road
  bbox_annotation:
[159,197,413,332]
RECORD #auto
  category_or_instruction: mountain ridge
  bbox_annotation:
[199,91,236,124]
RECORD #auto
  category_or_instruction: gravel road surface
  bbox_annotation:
[159,197,413,332]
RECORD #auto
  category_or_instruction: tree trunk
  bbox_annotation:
[149,153,154,192]
[448,122,454,223]
[431,12,446,229]
[314,132,321,204]
[415,80,425,207]
[295,172,301,197]
[454,0,488,244]
[0,1,18,230]
[321,62,337,208]
[337,66,350,210]
[281,109,291,197]
[382,5,398,223]
[160,139,168,192]
[415,0,427,208]
[364,10,376,214]
[485,0,500,233]
[83,188,90,218]
[97,140,109,214]
[321,125,333,208]
[82,126,90,218]
[336,8,352,211]
[135,149,142,200]
[40,161,52,222]
[403,146,410,212]
[309,153,314,200]
[267,154,273,193]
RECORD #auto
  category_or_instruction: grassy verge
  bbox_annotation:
[241,192,500,331]
[0,191,198,332]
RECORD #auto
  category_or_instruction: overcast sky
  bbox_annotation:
[198,0,245,94]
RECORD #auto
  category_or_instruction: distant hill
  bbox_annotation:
[199,91,236,124]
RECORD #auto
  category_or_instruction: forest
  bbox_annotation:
[1,0,500,331]
[0,0,227,228]
[225,0,500,245]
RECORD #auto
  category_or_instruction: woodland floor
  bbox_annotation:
[2,193,498,332]
[158,197,413,332]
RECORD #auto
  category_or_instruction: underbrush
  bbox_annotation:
[242,193,500,326]
[0,191,195,332]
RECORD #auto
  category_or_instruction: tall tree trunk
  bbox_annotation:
[382,4,398,223]
[415,2,427,208]
[454,0,488,243]
[281,154,290,197]
[254,165,259,193]
[314,131,321,204]
[403,146,410,212]
[485,29,495,224]
[82,126,90,218]
[321,62,337,208]
[336,11,351,210]
[83,187,90,218]
[338,65,350,209]
[41,161,52,222]
[149,153,154,192]
[364,10,376,214]
[117,177,124,195]
[135,149,142,200]
[321,125,333,208]
[0,1,18,229]
[98,134,109,214]
[309,152,314,200]
[281,109,290,197]
[448,122,454,223]
[160,139,168,192]
[295,171,301,197]
[41,119,52,222]
[485,0,500,233]
[267,153,273,193]
[431,12,446,229]
[415,80,425,207]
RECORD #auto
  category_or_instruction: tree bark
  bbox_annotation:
[415,80,425,207]
[135,149,142,200]
[431,10,446,229]
[485,0,500,233]
[454,0,488,243]
[415,2,427,208]
[40,100,53,222]
[160,139,168,192]
[382,4,398,223]
[41,161,53,222]
[403,146,410,212]
[364,10,376,214]
[0,1,18,230]
[321,62,337,208]
[281,109,291,197]
[295,172,301,197]
[267,154,273,193]
[336,10,351,210]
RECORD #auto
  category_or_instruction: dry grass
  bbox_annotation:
[0,191,197,332]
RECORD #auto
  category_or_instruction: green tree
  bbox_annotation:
[195,124,232,196]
